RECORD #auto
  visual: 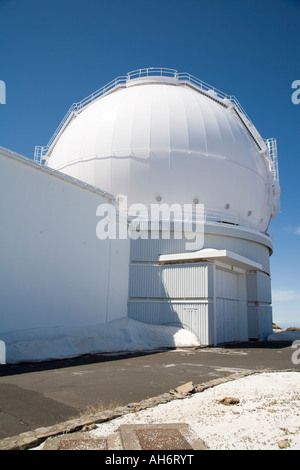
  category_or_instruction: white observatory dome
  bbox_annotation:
[41,69,279,233]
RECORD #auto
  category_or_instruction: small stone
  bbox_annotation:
[277,439,290,449]
[219,397,240,406]
[82,423,97,432]
[175,381,195,396]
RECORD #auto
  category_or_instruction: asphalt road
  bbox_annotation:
[0,342,298,440]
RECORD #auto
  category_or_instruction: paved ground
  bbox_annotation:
[0,341,298,440]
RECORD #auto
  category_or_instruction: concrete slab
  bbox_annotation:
[42,431,120,450]
[118,423,207,450]
[41,423,207,450]
[58,437,108,450]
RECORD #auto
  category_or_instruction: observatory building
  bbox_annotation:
[0,68,280,362]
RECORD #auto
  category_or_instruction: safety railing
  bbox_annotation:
[116,201,272,233]
[116,201,262,227]
[127,68,178,79]
[127,68,252,119]
[34,74,129,163]
[34,68,269,165]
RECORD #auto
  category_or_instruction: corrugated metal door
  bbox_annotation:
[216,268,239,343]
[128,262,212,345]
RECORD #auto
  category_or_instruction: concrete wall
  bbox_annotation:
[0,150,130,333]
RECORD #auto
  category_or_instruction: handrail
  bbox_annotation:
[117,201,268,232]
[127,67,178,79]
[34,68,271,166]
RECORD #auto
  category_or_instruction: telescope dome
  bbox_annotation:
[42,69,279,232]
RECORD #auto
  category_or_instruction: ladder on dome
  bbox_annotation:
[265,138,279,185]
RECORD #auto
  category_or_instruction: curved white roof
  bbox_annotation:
[39,69,279,232]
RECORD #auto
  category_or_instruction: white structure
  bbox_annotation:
[0,147,129,333]
[0,340,6,364]
[0,68,280,362]
[39,69,279,233]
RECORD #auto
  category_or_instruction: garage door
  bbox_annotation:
[216,268,239,344]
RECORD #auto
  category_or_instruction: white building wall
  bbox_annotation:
[129,262,213,300]
[203,224,272,275]
[128,300,213,346]
[215,268,239,343]
[128,261,213,345]
[130,225,272,275]
[0,150,130,334]
[237,273,248,341]
[129,222,272,345]
[246,272,272,303]
[215,267,248,344]
[0,149,274,353]
[246,272,273,339]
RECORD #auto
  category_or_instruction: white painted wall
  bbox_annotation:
[129,225,272,275]
[0,340,6,364]
[215,267,248,344]
[0,150,130,334]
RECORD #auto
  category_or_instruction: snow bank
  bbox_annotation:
[0,317,200,364]
[3,317,298,365]
[268,329,300,342]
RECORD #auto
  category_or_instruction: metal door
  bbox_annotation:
[216,268,239,344]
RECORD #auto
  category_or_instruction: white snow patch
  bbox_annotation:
[0,317,200,364]
[88,371,300,450]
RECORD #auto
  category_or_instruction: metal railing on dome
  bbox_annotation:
[127,69,266,148]
[116,201,268,233]
[265,138,280,185]
[34,67,277,186]
[265,137,280,212]
[127,68,178,79]
[34,74,129,164]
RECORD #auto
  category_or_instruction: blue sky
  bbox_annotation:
[0,0,299,326]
